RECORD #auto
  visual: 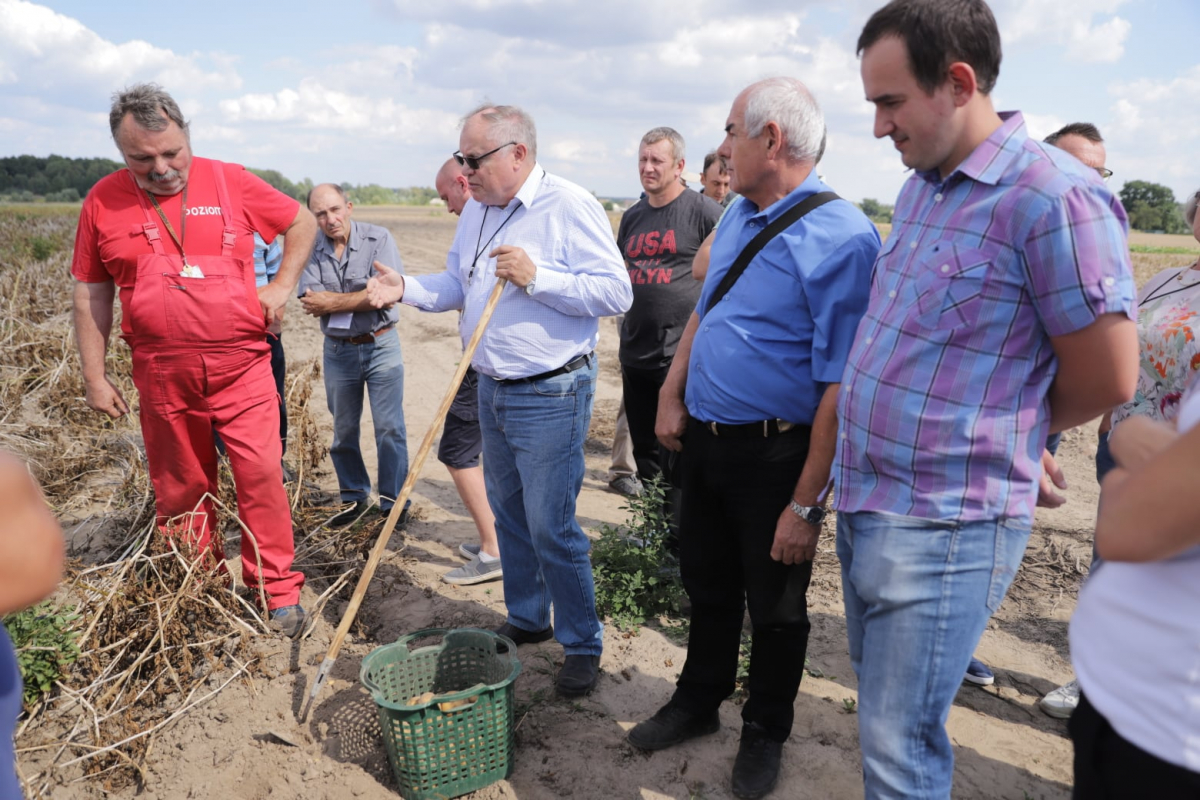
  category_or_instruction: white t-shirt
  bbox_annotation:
[1070,381,1200,771]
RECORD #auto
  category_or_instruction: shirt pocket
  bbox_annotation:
[914,242,991,331]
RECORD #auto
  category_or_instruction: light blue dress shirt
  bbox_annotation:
[403,165,632,379]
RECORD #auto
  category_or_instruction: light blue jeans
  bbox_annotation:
[836,511,1030,799]
[323,329,408,511]
[477,359,603,656]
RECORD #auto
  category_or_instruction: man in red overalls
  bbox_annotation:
[71,83,317,637]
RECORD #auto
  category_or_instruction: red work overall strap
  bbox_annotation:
[129,171,167,256]
[207,160,238,257]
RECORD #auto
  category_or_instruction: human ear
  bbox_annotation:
[947,62,978,107]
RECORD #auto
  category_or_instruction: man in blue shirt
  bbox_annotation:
[627,77,880,800]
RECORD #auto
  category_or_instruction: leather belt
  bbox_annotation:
[495,352,594,385]
[700,418,800,438]
[335,325,395,345]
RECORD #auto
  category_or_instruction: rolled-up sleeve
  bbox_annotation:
[529,196,632,318]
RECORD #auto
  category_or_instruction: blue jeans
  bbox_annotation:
[323,329,409,511]
[836,511,1030,799]
[477,359,603,656]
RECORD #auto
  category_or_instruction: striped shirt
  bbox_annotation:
[834,112,1136,525]
[403,165,631,379]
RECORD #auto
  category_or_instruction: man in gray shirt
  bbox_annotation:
[299,183,409,527]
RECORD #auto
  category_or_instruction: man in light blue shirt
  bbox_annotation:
[254,232,289,458]
[368,103,631,698]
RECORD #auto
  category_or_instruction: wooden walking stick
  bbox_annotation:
[300,278,508,723]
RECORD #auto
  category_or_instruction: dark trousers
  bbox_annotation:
[672,417,814,742]
[215,333,287,456]
[620,364,671,481]
[1070,692,1200,799]
[621,363,681,545]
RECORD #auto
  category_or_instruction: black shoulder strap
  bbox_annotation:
[704,191,840,314]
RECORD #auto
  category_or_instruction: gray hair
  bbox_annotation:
[742,77,824,164]
[641,127,685,163]
[109,83,189,142]
[1185,189,1200,228]
[307,183,348,209]
[461,102,538,161]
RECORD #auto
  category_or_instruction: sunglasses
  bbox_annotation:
[1096,167,1114,180]
[453,141,517,171]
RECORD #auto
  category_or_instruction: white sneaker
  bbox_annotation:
[1039,680,1080,719]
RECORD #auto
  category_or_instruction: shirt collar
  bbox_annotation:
[496,164,545,212]
[747,169,828,224]
[917,110,1027,188]
[316,219,361,256]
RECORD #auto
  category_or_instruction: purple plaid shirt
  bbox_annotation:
[834,112,1136,525]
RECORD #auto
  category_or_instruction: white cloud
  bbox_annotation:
[996,0,1131,63]
[1105,65,1200,198]
[0,0,240,92]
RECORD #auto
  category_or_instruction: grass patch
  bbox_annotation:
[1129,244,1200,255]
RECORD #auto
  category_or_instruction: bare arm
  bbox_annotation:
[298,288,383,316]
[1095,416,1200,562]
[656,311,700,452]
[0,453,64,615]
[692,230,714,282]
[258,206,318,325]
[72,279,128,419]
[1047,313,1138,433]
[771,383,840,564]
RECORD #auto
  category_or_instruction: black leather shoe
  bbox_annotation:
[493,622,554,648]
[330,499,370,528]
[556,654,600,697]
[627,702,720,751]
[731,722,783,799]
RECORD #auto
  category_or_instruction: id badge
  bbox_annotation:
[328,311,353,330]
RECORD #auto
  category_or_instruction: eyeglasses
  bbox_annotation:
[453,142,517,171]
[1096,167,1114,180]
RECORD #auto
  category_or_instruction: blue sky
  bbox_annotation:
[2,0,1197,205]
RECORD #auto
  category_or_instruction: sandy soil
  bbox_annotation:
[27,206,1117,800]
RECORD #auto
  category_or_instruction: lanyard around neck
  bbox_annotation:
[146,184,190,265]
[470,203,521,283]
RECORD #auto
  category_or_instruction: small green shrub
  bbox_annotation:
[4,601,81,706]
[591,475,684,630]
[29,235,55,261]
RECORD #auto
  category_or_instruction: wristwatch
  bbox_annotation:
[789,500,827,525]
[524,269,537,296]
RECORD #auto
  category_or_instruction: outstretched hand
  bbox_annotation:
[366,260,405,308]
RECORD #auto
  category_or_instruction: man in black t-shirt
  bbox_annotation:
[618,127,723,486]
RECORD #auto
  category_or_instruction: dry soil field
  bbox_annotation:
[4,204,1197,800]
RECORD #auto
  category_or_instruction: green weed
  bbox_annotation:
[4,601,81,706]
[591,476,684,630]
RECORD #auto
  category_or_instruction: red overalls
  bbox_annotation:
[125,163,303,610]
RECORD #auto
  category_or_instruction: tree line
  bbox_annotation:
[0,156,440,207]
[2,156,1194,231]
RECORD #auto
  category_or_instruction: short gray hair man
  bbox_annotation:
[743,76,824,163]
[460,102,538,161]
[108,83,189,141]
[641,127,686,164]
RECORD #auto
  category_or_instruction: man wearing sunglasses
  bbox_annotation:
[367,104,631,699]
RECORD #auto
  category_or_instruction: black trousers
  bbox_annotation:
[1070,692,1200,799]
[620,363,671,481]
[672,417,814,742]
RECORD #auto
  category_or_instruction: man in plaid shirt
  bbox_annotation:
[834,1,1139,797]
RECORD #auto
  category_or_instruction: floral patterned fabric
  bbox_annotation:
[1111,264,1200,427]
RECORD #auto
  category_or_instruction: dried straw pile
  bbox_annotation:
[1,207,389,795]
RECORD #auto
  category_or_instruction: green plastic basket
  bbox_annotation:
[360,627,521,800]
